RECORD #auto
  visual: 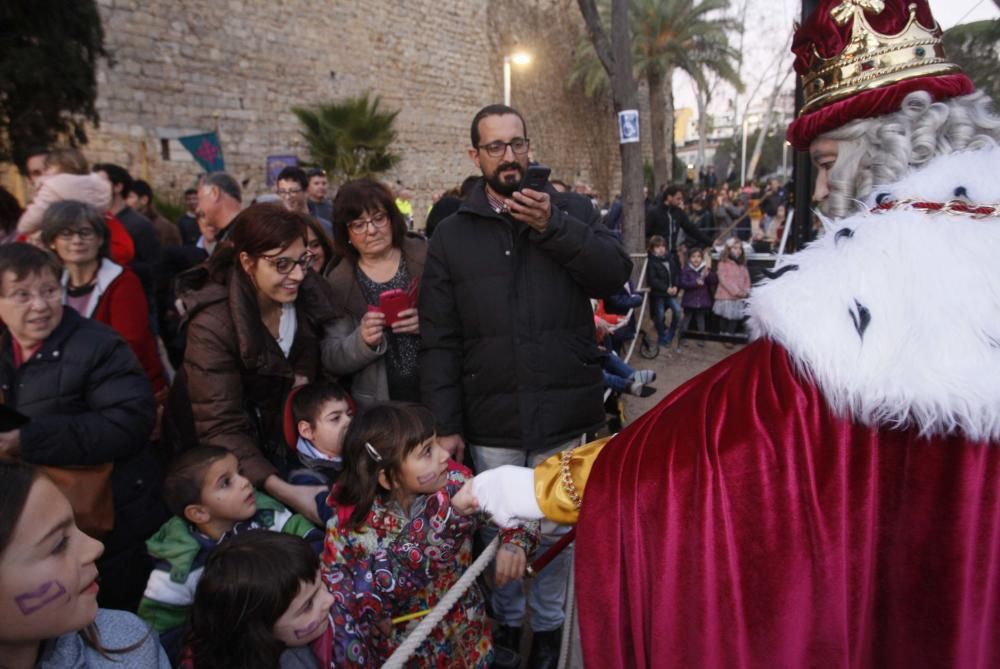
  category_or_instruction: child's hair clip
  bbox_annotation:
[364,441,383,464]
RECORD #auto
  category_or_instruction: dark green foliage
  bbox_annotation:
[292,93,401,182]
[943,20,1000,108]
[153,196,185,224]
[0,1,111,168]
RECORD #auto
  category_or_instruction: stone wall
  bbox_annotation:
[62,0,623,222]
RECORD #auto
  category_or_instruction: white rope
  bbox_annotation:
[556,553,577,669]
[622,254,650,365]
[604,254,652,403]
[380,535,501,669]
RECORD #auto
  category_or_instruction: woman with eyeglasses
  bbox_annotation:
[164,203,338,519]
[39,200,167,394]
[323,178,426,408]
[0,243,162,612]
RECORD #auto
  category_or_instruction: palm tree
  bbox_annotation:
[291,93,401,182]
[570,0,742,190]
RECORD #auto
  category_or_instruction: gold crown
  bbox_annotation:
[801,0,961,114]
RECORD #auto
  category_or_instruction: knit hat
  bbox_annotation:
[786,0,975,150]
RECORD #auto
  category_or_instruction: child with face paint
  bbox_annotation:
[185,516,471,669]
[182,531,334,669]
[137,447,324,663]
[324,402,540,668]
[0,460,170,668]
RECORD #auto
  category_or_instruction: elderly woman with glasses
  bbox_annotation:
[164,204,338,518]
[323,178,425,408]
[39,200,166,393]
[0,243,162,612]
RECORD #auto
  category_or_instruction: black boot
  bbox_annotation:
[492,624,522,669]
[527,627,562,669]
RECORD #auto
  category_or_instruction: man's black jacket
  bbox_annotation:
[645,203,712,249]
[419,181,632,451]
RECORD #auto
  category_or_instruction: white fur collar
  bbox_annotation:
[749,147,1000,442]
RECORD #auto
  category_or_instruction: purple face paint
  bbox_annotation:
[416,469,443,485]
[293,614,326,640]
[15,580,68,615]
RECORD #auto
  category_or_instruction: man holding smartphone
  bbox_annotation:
[419,104,631,668]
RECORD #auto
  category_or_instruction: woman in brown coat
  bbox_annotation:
[164,204,336,517]
[322,179,426,409]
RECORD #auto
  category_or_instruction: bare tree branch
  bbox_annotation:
[578,0,615,75]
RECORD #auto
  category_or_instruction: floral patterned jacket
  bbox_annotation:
[322,461,539,668]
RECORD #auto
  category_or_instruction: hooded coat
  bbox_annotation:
[163,267,337,484]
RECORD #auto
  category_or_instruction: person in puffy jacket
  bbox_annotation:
[646,235,682,347]
[163,204,339,521]
[0,243,162,611]
[678,247,715,347]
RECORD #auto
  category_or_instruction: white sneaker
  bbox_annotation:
[633,369,656,385]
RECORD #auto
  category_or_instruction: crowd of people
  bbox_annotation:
[0,103,640,669]
[11,0,994,664]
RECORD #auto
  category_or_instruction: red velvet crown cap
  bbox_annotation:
[787,0,975,150]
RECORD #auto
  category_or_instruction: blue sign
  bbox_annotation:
[266,155,299,187]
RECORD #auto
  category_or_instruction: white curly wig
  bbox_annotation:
[819,90,1000,217]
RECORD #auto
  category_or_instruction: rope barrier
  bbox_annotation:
[380,535,500,669]
[604,254,651,403]
[622,254,650,366]
[557,559,577,669]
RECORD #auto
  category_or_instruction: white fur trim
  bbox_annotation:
[749,147,1000,442]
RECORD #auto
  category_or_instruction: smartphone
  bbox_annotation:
[520,164,551,192]
[376,278,420,327]
[378,290,411,326]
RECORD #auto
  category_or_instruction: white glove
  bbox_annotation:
[472,465,545,529]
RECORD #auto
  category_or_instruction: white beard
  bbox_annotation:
[748,147,1000,442]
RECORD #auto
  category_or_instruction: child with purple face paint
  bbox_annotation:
[182,531,334,669]
[0,460,170,669]
[183,520,467,669]
[324,403,540,668]
[138,447,323,663]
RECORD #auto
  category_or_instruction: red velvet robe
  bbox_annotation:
[577,338,1000,668]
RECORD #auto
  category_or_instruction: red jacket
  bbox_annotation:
[67,259,165,392]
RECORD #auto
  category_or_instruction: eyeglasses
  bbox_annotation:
[56,227,97,241]
[276,188,304,198]
[2,285,64,305]
[477,137,530,158]
[260,252,315,275]
[347,211,390,233]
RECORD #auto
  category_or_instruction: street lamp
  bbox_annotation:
[503,51,532,106]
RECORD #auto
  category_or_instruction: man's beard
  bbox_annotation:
[484,162,523,197]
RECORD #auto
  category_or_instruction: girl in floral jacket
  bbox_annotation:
[323,403,539,668]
